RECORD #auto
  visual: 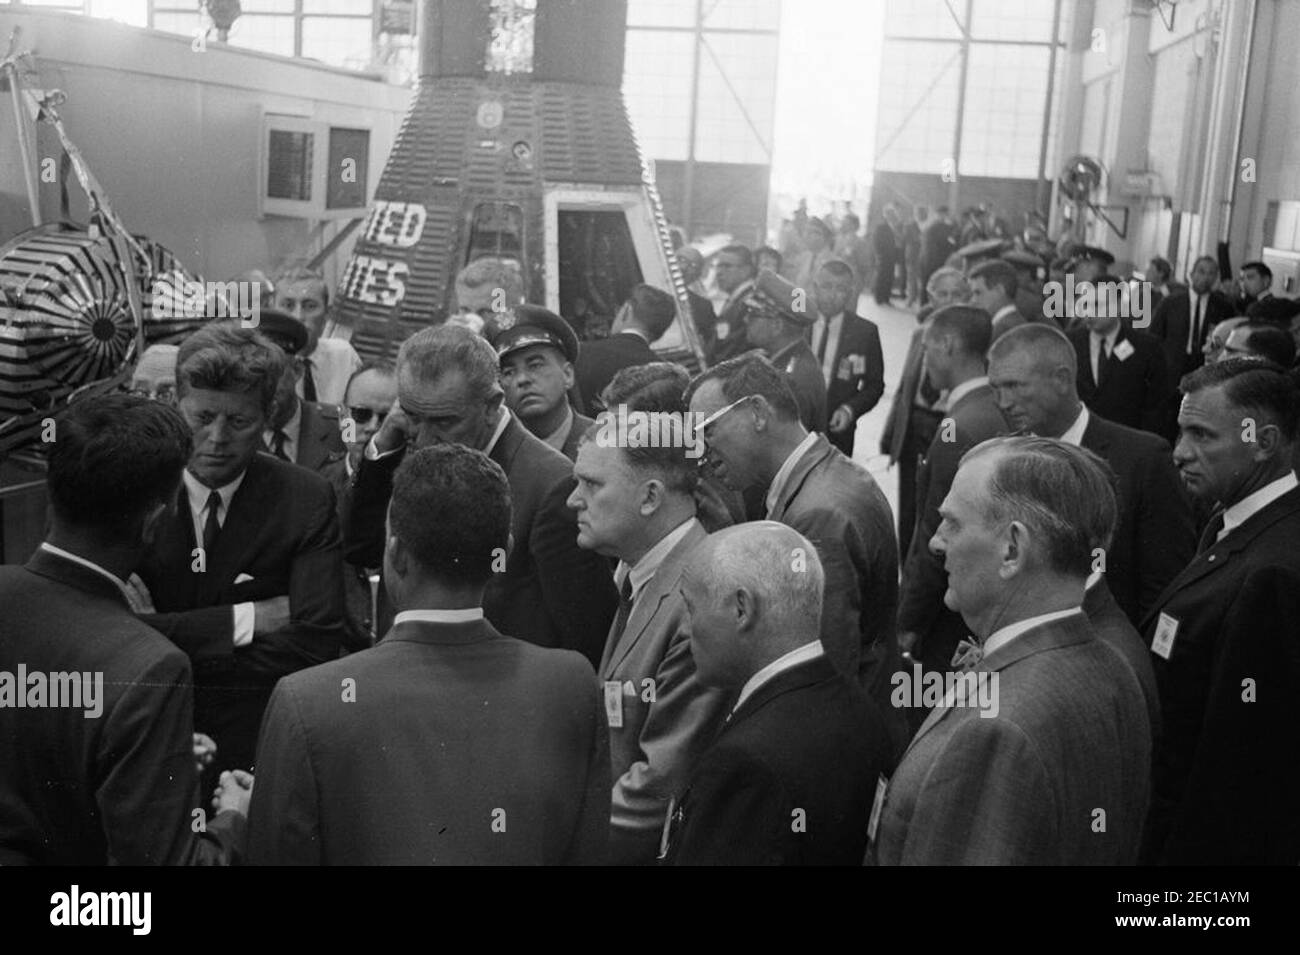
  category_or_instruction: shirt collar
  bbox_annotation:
[393,608,485,625]
[183,467,247,520]
[1221,471,1299,539]
[982,607,1084,658]
[1090,325,1121,348]
[732,640,825,715]
[621,328,650,343]
[945,375,988,411]
[765,431,819,515]
[539,405,575,453]
[484,407,512,457]
[614,517,699,602]
[37,542,134,605]
[993,303,1018,321]
[1056,404,1090,446]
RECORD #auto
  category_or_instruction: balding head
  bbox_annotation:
[986,323,1081,437]
[682,522,824,688]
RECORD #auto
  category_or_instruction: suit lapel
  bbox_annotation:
[1140,488,1300,631]
[490,414,526,475]
[206,457,270,584]
[767,436,833,520]
[296,404,330,473]
[604,522,706,675]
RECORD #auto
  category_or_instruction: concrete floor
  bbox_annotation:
[848,292,922,529]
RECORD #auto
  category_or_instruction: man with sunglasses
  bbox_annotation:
[344,320,617,668]
[686,355,908,758]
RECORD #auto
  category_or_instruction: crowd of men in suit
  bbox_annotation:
[2,235,1298,867]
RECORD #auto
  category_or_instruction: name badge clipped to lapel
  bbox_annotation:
[604,681,623,728]
[866,773,888,844]
[1114,339,1135,361]
[1151,612,1180,660]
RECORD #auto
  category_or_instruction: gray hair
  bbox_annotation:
[397,323,501,402]
[959,436,1118,576]
[987,321,1077,376]
[926,266,969,295]
[703,522,824,638]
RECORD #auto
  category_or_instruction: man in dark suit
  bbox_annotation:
[247,445,610,864]
[136,323,346,783]
[970,259,1033,340]
[1142,359,1300,865]
[1149,255,1234,430]
[492,307,593,461]
[920,206,959,304]
[871,438,1152,865]
[662,523,894,865]
[1084,574,1160,741]
[870,205,901,305]
[676,246,718,351]
[264,365,347,473]
[1069,277,1170,436]
[708,244,757,363]
[988,323,1195,624]
[259,309,347,474]
[345,320,616,668]
[808,259,885,456]
[0,395,247,865]
[743,269,827,433]
[567,394,728,864]
[896,306,1007,684]
[686,355,905,756]
[881,267,970,554]
[574,285,675,414]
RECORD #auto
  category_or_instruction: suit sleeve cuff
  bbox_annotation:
[233,603,255,647]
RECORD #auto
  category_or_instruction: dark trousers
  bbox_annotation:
[896,408,943,557]
[873,254,896,305]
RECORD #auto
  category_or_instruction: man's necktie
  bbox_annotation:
[1188,296,1204,355]
[301,358,317,403]
[268,428,291,462]
[815,320,829,363]
[1098,338,1111,386]
[1196,510,1226,555]
[610,576,634,645]
[202,490,222,552]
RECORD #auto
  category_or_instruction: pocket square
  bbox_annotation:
[234,573,255,584]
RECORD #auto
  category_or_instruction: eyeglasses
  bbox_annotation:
[348,406,390,427]
[693,394,755,440]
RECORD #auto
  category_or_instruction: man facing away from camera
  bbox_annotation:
[247,445,611,865]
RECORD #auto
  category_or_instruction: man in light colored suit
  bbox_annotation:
[869,437,1152,865]
[567,398,729,865]
[247,445,610,865]
[686,354,905,757]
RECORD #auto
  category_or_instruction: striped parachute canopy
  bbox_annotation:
[0,224,205,458]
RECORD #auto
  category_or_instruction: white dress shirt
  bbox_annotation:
[297,336,362,406]
[393,608,485,625]
[1090,327,1121,383]
[1056,404,1091,446]
[182,468,255,646]
[732,640,825,714]
[944,375,988,412]
[810,311,843,385]
[613,517,699,607]
[992,303,1019,327]
[1186,292,1207,354]
[1220,471,1299,542]
[982,607,1084,658]
[764,431,819,516]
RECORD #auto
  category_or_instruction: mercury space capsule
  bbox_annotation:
[335,0,705,366]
